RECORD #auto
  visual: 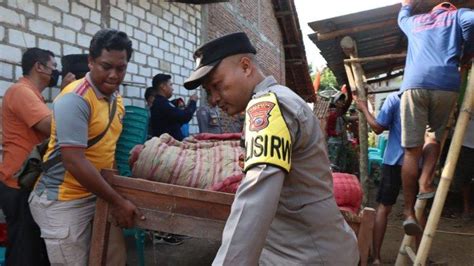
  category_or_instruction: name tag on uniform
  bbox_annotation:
[244,93,292,173]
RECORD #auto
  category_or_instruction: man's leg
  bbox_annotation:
[17,188,50,266]
[0,183,21,265]
[402,147,423,219]
[373,204,392,264]
[419,137,440,194]
[0,182,49,266]
[373,164,402,263]
[424,90,458,194]
[400,90,429,235]
[29,192,96,265]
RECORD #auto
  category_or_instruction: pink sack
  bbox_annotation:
[332,172,363,214]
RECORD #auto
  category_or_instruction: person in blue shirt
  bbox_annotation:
[357,92,404,265]
[149,73,198,141]
[398,0,473,236]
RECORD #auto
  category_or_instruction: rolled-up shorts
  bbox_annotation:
[401,89,458,148]
[29,192,126,266]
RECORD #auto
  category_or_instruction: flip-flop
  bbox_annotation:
[417,191,435,200]
[403,218,423,236]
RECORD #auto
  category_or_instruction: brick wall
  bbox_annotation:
[0,0,202,133]
[203,0,285,129]
[205,0,285,84]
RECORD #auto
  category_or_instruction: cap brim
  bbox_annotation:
[184,60,221,90]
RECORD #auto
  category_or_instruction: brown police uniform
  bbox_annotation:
[183,32,359,266]
[212,76,359,265]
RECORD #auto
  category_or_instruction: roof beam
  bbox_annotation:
[316,19,397,41]
[367,70,404,84]
[343,53,406,63]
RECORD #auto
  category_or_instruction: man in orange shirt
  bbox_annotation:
[0,48,61,265]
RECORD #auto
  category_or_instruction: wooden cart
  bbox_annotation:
[89,169,234,266]
[89,169,374,266]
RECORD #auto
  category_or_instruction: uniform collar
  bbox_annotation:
[253,76,278,94]
[85,72,116,101]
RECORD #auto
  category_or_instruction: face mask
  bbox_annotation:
[48,69,60,87]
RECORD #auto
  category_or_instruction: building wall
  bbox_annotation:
[205,0,285,84]
[0,0,202,133]
[373,76,402,113]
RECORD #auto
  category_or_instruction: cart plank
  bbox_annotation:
[89,169,234,266]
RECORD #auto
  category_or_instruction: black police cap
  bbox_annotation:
[184,32,256,90]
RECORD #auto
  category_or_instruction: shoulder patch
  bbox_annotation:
[244,92,292,173]
[247,101,275,131]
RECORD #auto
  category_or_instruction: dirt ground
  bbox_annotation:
[365,181,474,265]
[126,181,474,266]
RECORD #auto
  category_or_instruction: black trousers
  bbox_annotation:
[0,182,50,266]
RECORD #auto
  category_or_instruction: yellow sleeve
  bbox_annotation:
[244,93,292,173]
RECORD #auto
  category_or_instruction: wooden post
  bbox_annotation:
[341,36,370,204]
[344,63,357,91]
[89,197,111,266]
[415,63,474,265]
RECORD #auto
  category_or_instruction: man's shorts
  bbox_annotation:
[401,89,458,148]
[29,192,126,265]
[376,164,402,206]
[453,146,474,191]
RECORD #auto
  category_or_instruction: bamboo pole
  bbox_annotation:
[343,53,407,64]
[395,199,427,265]
[351,60,370,205]
[341,36,370,204]
[344,63,357,90]
[415,64,474,265]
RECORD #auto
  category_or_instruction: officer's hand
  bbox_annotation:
[110,198,145,228]
[190,94,198,102]
[60,72,76,90]
[401,0,414,6]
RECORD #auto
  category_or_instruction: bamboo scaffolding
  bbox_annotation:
[343,53,407,64]
[414,64,474,265]
[395,199,427,265]
[341,36,370,204]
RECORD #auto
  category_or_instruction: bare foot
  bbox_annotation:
[418,183,435,194]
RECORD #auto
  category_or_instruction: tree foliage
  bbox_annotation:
[318,67,338,90]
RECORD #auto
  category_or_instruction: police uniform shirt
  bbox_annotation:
[213,76,359,265]
[197,105,223,134]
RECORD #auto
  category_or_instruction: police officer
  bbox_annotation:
[197,92,223,134]
[184,32,359,265]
